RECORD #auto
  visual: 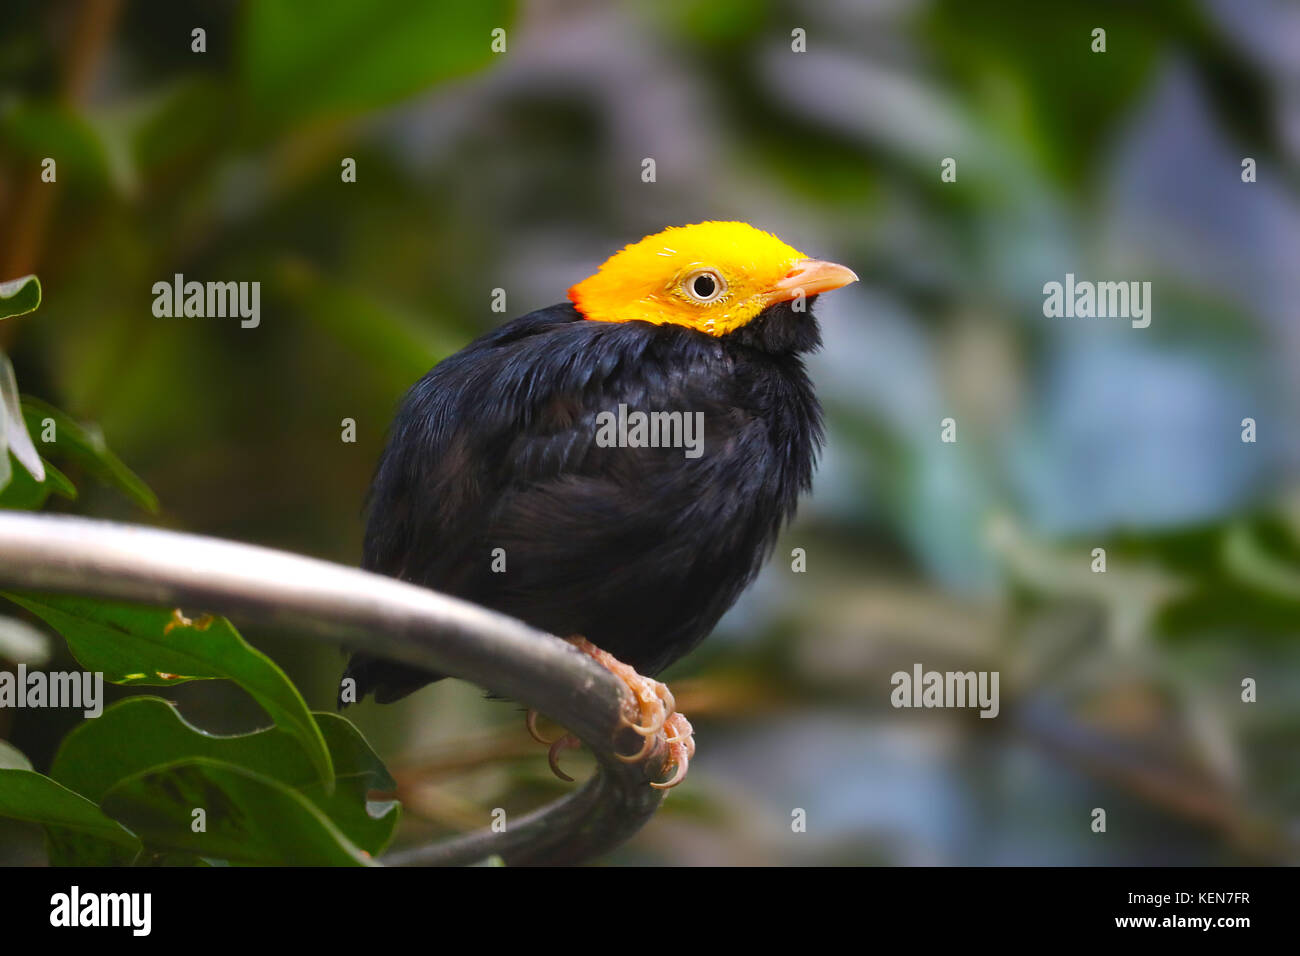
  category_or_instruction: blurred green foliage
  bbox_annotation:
[0,592,398,864]
[1,0,1297,864]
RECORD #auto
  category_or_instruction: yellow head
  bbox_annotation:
[568,221,857,337]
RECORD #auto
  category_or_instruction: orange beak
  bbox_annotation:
[768,259,859,303]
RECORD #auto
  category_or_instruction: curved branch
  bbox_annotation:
[0,512,664,865]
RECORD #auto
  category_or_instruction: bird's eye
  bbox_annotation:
[682,270,726,303]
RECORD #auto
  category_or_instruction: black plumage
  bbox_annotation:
[342,298,824,705]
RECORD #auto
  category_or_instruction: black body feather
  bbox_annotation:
[342,299,824,705]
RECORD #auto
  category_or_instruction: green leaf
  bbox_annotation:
[1,355,45,486]
[53,697,398,855]
[304,714,400,855]
[0,275,41,320]
[0,454,76,510]
[1223,522,1300,601]
[0,105,112,191]
[0,767,142,865]
[240,0,513,133]
[19,397,158,513]
[922,0,1162,187]
[100,758,374,866]
[3,595,333,787]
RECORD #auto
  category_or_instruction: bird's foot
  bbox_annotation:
[523,637,695,790]
[654,711,695,790]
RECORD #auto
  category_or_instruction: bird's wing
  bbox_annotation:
[362,305,589,585]
[363,307,774,646]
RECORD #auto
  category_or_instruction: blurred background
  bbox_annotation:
[2,0,1298,864]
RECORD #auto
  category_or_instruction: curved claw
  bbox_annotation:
[547,734,579,782]
[652,681,676,718]
[546,636,696,790]
[663,713,694,748]
[650,750,689,790]
[526,709,556,745]
[621,704,666,737]
[664,730,696,757]
[612,729,656,764]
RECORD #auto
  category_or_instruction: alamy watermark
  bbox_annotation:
[0,665,103,718]
[890,663,999,718]
[1042,273,1151,328]
[595,404,705,459]
[50,886,150,936]
[152,273,260,328]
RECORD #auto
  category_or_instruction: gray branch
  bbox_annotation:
[0,512,664,865]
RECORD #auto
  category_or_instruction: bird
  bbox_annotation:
[340,221,857,788]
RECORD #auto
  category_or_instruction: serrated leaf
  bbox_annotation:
[53,697,398,854]
[100,758,374,866]
[19,397,157,513]
[0,767,142,865]
[3,594,333,787]
[0,275,41,320]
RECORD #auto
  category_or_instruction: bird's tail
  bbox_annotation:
[338,653,445,708]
